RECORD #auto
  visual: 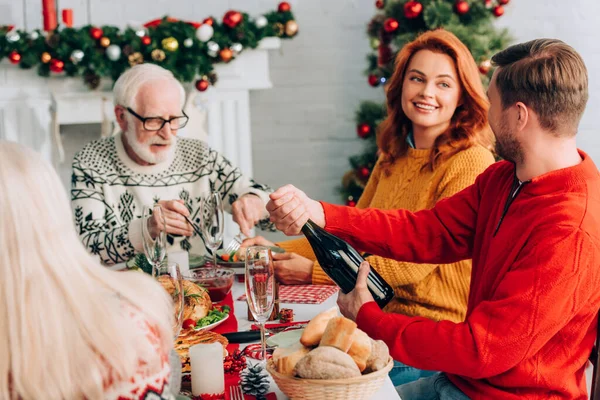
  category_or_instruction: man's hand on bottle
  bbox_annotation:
[337,261,376,321]
[267,185,325,236]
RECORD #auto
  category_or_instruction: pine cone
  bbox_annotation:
[83,71,101,90]
[240,364,270,400]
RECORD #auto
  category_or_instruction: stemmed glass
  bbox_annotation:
[155,262,185,395]
[245,246,275,364]
[142,204,167,277]
[201,192,224,269]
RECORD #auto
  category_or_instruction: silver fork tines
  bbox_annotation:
[229,385,244,400]
[223,232,244,255]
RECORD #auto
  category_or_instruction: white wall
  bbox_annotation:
[495,0,600,163]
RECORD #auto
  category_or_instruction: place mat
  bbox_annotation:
[237,284,339,304]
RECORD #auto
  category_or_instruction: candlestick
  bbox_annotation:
[189,342,225,397]
[62,9,73,27]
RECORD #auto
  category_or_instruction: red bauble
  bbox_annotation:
[357,123,371,139]
[493,5,505,17]
[368,74,380,87]
[498,0,510,4]
[49,59,64,73]
[278,2,291,12]
[203,17,214,26]
[141,36,151,46]
[455,1,470,15]
[195,79,210,92]
[89,27,103,40]
[358,167,371,179]
[223,10,243,28]
[375,0,385,9]
[404,1,423,19]
[8,51,21,64]
[346,198,357,207]
[383,18,399,33]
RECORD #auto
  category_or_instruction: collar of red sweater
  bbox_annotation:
[512,149,598,196]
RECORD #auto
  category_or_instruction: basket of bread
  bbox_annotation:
[266,306,392,400]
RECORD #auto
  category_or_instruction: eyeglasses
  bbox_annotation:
[126,107,189,131]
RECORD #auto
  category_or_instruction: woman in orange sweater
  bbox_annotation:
[243,30,495,384]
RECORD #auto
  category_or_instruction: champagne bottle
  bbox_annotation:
[301,219,394,309]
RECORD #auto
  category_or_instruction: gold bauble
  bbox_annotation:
[219,48,233,63]
[151,49,166,62]
[284,20,299,37]
[128,52,144,66]
[273,22,284,36]
[161,36,179,52]
[99,37,110,48]
[40,52,52,63]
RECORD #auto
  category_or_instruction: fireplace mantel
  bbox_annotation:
[0,37,281,242]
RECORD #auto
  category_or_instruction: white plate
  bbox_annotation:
[266,328,304,348]
[192,313,229,332]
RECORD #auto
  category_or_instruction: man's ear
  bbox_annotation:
[115,105,128,132]
[515,102,529,132]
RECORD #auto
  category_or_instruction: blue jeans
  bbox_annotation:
[389,360,437,386]
[396,372,470,400]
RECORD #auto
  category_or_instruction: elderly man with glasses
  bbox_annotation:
[70,64,273,265]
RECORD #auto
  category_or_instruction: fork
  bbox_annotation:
[223,231,245,255]
[229,385,244,400]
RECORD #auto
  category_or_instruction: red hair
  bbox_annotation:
[377,29,493,171]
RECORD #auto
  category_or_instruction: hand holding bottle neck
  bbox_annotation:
[267,185,326,236]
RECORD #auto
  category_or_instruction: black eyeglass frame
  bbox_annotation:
[126,107,189,131]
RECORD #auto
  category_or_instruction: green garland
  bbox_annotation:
[0,5,297,90]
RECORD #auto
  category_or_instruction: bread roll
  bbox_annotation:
[347,329,372,372]
[272,342,311,376]
[294,346,361,380]
[364,339,390,373]
[319,316,357,352]
[300,306,338,347]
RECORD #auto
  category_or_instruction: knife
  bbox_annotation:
[222,330,266,343]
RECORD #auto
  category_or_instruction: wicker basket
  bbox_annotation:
[266,357,394,400]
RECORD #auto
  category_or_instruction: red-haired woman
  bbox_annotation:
[243,29,495,386]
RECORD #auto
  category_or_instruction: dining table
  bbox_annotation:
[227,277,401,400]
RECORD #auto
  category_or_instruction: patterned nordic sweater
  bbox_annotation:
[278,145,495,322]
[71,133,273,265]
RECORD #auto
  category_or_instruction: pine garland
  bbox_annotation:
[340,0,513,203]
[0,4,298,90]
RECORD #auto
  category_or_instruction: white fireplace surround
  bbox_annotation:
[0,37,281,243]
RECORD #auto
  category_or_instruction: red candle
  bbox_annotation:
[62,9,73,27]
[42,0,57,31]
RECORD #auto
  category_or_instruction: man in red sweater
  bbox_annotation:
[267,39,600,399]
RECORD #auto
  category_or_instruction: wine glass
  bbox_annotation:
[201,192,224,269]
[155,262,185,395]
[142,204,167,277]
[245,246,275,364]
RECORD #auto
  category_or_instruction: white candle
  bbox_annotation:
[190,342,225,396]
[168,250,190,276]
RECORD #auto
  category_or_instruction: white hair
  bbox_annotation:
[0,141,173,399]
[113,63,185,109]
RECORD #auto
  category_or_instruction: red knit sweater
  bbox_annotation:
[322,151,600,399]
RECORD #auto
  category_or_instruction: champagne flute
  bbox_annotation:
[142,205,167,277]
[201,192,224,269]
[155,262,184,395]
[245,246,275,364]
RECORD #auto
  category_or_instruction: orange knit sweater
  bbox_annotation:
[277,145,495,322]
